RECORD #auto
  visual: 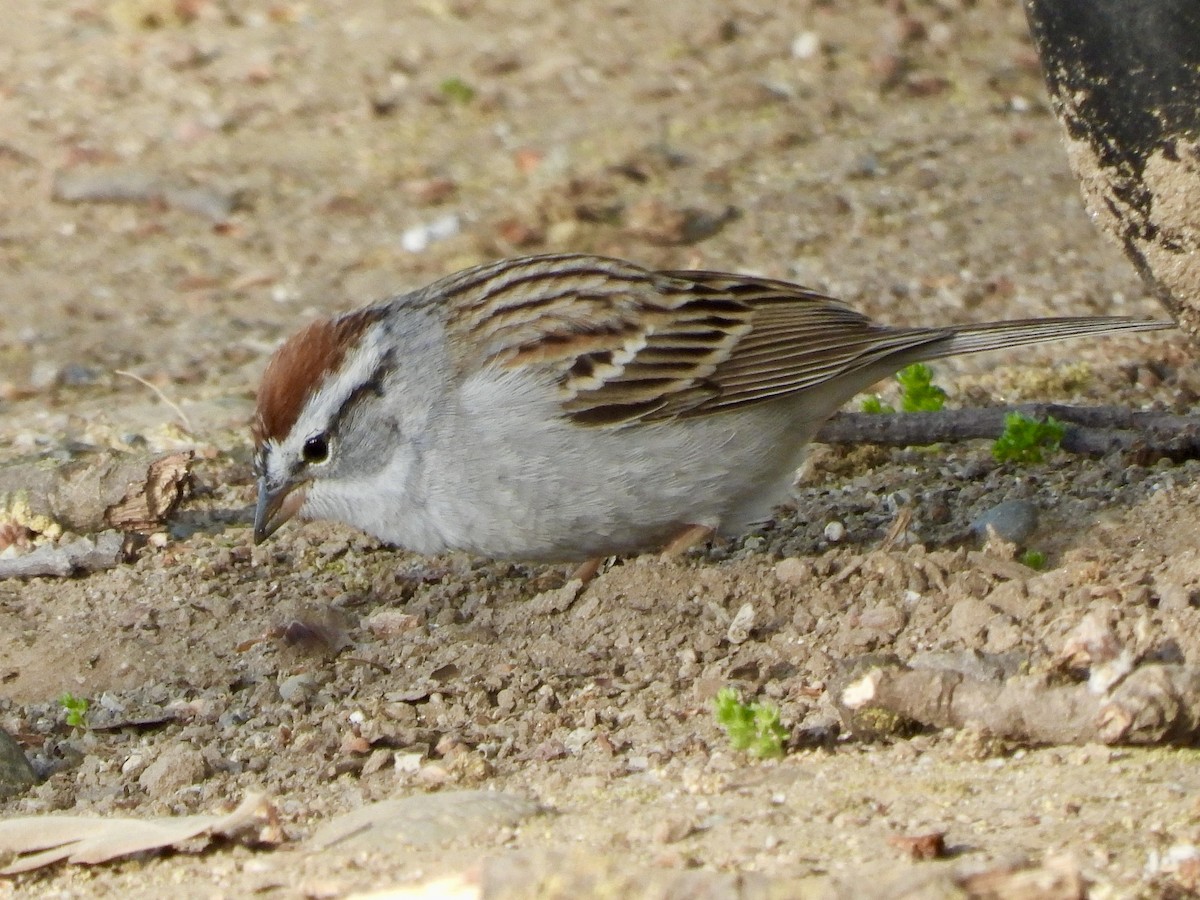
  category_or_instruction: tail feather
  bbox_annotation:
[835,315,1174,410]
[923,316,1174,360]
[695,314,1173,418]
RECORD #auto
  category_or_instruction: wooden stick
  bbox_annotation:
[815,404,1200,459]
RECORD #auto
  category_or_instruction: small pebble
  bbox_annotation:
[138,745,206,797]
[0,727,37,799]
[361,749,393,776]
[774,557,810,585]
[791,31,820,60]
[653,817,695,844]
[970,499,1038,545]
[365,609,422,636]
[563,727,594,754]
[307,790,541,851]
[401,213,461,253]
[58,364,101,386]
[726,602,755,644]
[848,153,882,179]
[395,752,423,774]
[29,361,61,390]
[824,520,846,542]
[279,672,318,704]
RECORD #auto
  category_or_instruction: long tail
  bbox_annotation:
[922,316,1174,360]
[838,314,1174,401]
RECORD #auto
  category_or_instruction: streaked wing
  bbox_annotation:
[661,271,946,416]
[437,254,947,427]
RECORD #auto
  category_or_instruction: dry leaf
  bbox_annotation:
[0,793,280,874]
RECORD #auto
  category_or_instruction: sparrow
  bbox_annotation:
[251,253,1171,562]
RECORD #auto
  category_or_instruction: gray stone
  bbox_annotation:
[0,728,37,799]
[970,499,1039,545]
[306,790,542,852]
[138,745,207,798]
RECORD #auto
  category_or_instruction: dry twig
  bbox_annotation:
[115,370,194,434]
[817,404,1200,460]
[0,450,193,536]
[839,660,1200,746]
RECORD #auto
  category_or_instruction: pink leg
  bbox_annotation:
[660,523,715,558]
[570,556,604,583]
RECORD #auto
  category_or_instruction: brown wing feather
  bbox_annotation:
[646,273,952,418]
[526,265,950,425]
[437,255,948,427]
[432,254,1167,428]
[442,256,756,425]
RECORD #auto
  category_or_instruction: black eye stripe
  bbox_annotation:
[324,352,393,442]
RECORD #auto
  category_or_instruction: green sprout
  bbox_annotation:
[439,76,476,105]
[1019,549,1047,570]
[861,363,945,414]
[896,363,947,413]
[59,693,89,729]
[860,394,894,414]
[992,413,1065,464]
[713,687,788,759]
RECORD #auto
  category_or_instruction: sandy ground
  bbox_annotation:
[2,1,1200,896]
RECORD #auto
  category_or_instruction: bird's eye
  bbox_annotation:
[302,434,330,464]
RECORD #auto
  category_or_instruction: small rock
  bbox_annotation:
[0,727,37,799]
[528,578,584,614]
[306,790,541,851]
[945,596,994,643]
[526,739,569,761]
[726,602,755,644]
[365,609,422,636]
[625,755,650,772]
[163,184,237,222]
[395,752,424,774]
[653,817,696,844]
[887,831,948,860]
[401,213,460,253]
[58,363,102,386]
[340,734,371,755]
[361,748,393,776]
[824,521,846,542]
[52,169,237,222]
[970,499,1038,546]
[774,557,810,585]
[563,727,594,754]
[404,176,457,205]
[848,152,883,179]
[856,604,906,640]
[29,361,61,390]
[138,744,206,797]
[791,31,821,60]
[278,672,318,704]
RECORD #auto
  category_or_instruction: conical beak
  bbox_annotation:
[253,477,307,544]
